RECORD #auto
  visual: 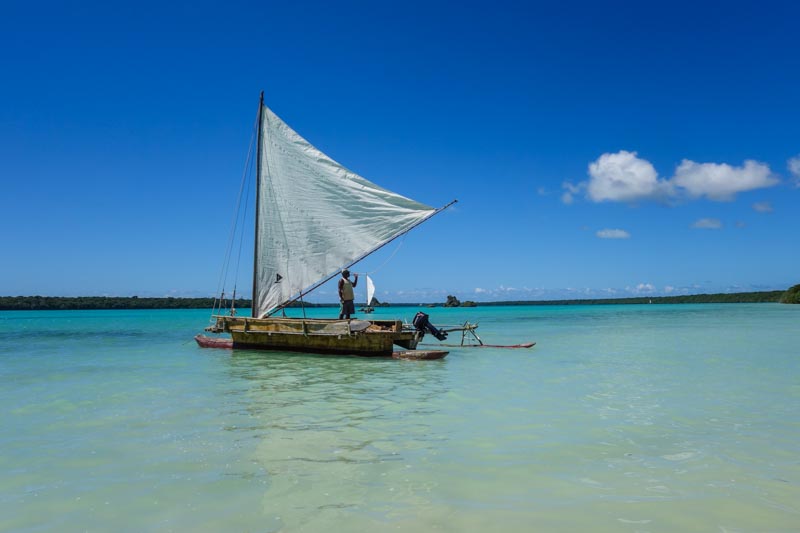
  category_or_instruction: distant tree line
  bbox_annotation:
[480,290,786,306]
[0,296,248,310]
[0,288,795,311]
[780,284,800,304]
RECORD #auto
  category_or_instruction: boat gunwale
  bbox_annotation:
[212,315,403,326]
[226,328,416,338]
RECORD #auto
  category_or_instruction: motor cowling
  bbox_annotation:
[412,312,448,341]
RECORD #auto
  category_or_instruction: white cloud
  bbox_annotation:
[752,201,773,213]
[564,151,778,205]
[626,283,656,294]
[672,159,777,201]
[596,228,631,239]
[692,218,722,229]
[344,281,800,303]
[788,155,800,187]
[586,150,668,203]
[474,287,486,294]
[561,182,583,205]
[663,285,690,295]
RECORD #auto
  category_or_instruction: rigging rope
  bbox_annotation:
[359,235,406,276]
[231,164,252,307]
[212,111,258,318]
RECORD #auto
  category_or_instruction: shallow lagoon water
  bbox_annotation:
[1,304,798,532]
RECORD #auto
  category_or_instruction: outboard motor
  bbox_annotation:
[412,312,448,341]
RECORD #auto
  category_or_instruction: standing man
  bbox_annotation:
[338,269,359,320]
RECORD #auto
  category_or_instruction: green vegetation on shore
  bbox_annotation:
[780,284,800,304]
[0,296,244,311]
[480,290,786,306]
[0,289,794,311]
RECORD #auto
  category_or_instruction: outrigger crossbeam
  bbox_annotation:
[440,321,484,346]
[411,319,536,349]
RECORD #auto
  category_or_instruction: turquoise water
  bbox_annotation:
[1,304,799,532]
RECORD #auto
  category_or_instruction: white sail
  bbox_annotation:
[366,275,375,306]
[254,105,437,317]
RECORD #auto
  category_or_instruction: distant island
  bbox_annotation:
[1,286,797,310]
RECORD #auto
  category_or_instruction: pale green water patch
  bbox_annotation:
[1,305,799,531]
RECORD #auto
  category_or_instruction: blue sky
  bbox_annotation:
[2,0,798,303]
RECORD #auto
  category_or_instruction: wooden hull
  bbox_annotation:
[195,335,447,360]
[195,335,233,349]
[203,315,420,356]
[392,350,448,360]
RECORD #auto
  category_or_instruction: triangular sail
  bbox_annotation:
[254,105,437,317]
[366,275,375,306]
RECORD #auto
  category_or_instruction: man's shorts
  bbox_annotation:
[340,300,355,316]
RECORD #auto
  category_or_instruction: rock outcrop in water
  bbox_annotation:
[443,295,477,307]
[444,295,460,307]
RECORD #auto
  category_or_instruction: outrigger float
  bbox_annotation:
[433,321,536,349]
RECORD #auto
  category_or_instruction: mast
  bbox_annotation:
[252,91,264,318]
